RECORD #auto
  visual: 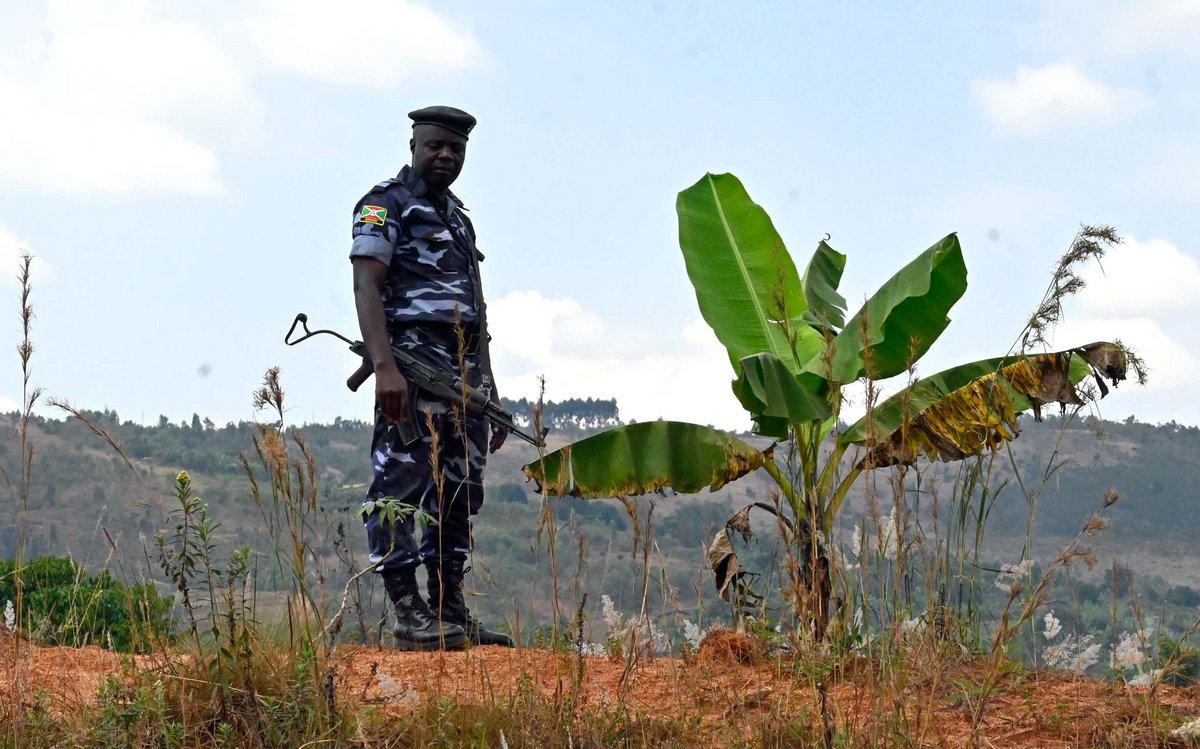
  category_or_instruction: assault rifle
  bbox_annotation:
[284,313,546,448]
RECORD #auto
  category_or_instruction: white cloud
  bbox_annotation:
[0,79,223,195]
[489,290,750,430]
[0,1,248,195]
[0,1,480,196]
[244,0,481,86]
[1075,235,1200,315]
[971,62,1147,134]
[487,290,604,362]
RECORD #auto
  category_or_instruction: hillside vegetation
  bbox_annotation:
[2,405,1198,641]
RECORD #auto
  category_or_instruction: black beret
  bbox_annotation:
[408,106,477,138]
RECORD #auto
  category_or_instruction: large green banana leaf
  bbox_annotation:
[732,353,832,438]
[677,173,825,373]
[523,421,765,498]
[805,234,966,384]
[801,240,847,333]
[840,342,1128,466]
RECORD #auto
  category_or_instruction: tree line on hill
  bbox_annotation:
[0,396,618,477]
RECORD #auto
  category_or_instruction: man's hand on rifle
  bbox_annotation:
[353,258,413,425]
[375,360,411,424]
[488,423,507,454]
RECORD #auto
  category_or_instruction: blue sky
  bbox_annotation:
[1,1,1197,431]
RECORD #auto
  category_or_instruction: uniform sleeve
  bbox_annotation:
[349,192,401,265]
[457,209,485,262]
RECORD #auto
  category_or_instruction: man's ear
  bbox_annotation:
[409,137,415,153]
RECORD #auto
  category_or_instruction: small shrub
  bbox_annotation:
[1157,634,1200,686]
[0,556,174,652]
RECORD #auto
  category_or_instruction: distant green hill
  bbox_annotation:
[1,404,1196,638]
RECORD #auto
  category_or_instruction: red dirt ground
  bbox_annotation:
[3,629,1199,747]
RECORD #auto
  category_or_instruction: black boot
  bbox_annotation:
[382,566,468,651]
[426,558,515,647]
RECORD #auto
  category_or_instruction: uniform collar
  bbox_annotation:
[397,165,466,210]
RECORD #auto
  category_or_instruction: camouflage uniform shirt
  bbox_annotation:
[349,165,485,365]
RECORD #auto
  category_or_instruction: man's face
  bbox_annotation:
[410,124,467,193]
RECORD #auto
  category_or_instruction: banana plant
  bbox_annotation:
[524,173,1142,629]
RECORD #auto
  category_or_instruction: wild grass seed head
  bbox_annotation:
[1084,513,1111,535]
[993,559,1033,595]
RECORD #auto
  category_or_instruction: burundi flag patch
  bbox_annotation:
[357,205,388,226]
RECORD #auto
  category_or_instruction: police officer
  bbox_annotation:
[350,106,513,650]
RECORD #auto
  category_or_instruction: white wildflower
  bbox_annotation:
[500,730,510,749]
[1128,669,1163,687]
[1111,630,1150,671]
[599,596,674,655]
[994,559,1034,595]
[1073,643,1101,673]
[1042,610,1061,640]
[1041,643,1070,667]
[850,522,862,557]
[899,617,922,634]
[1044,633,1100,674]
[601,594,623,630]
[1172,716,1200,740]
[3,600,13,634]
[683,619,701,649]
[653,625,669,654]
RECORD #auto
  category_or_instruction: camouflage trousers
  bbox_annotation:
[362,342,489,573]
